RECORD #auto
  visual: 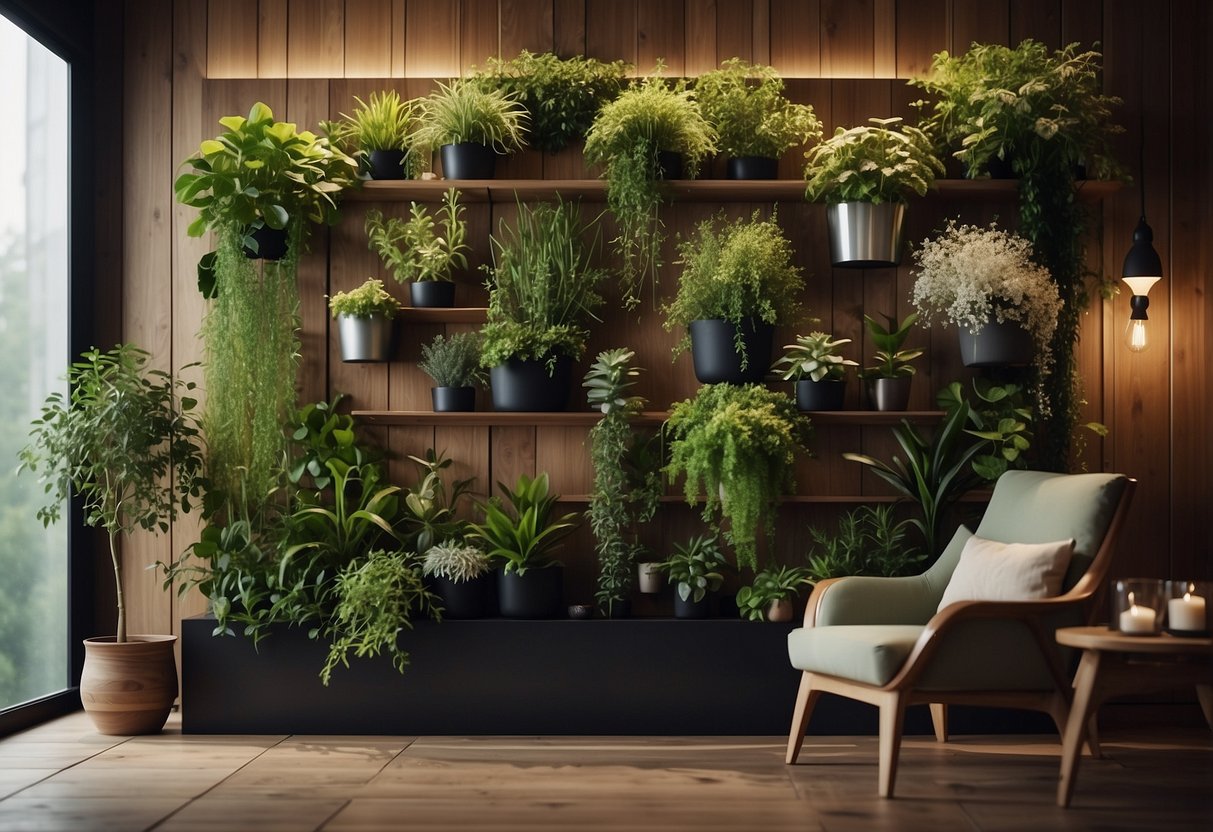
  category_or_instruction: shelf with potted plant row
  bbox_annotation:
[348,408,946,426]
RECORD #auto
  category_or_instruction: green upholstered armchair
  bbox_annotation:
[784,470,1135,797]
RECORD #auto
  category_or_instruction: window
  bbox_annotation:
[0,11,70,713]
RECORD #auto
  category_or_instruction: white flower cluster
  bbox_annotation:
[910,219,1061,378]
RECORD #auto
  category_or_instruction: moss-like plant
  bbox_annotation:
[472,50,630,153]
[418,331,485,388]
[365,187,469,284]
[804,117,944,204]
[584,70,717,309]
[693,58,822,159]
[664,384,812,569]
[663,210,804,369]
[480,199,606,371]
[328,277,402,319]
[412,79,528,155]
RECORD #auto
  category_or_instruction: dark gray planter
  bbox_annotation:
[368,149,408,180]
[674,593,711,619]
[337,313,394,362]
[958,319,1034,367]
[688,318,774,384]
[440,142,497,179]
[826,201,905,268]
[727,156,779,180]
[489,356,572,412]
[865,376,912,412]
[432,573,495,619]
[432,386,475,412]
[410,281,456,308]
[499,567,563,619]
[795,379,846,411]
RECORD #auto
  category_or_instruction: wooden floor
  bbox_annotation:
[0,711,1209,831]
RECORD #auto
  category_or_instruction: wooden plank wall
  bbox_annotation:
[100,0,1211,636]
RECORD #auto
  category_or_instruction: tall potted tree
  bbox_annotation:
[19,345,205,734]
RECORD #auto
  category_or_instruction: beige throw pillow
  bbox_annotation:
[936,535,1076,613]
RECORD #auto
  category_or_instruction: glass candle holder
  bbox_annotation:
[1111,579,1166,635]
[1165,580,1210,636]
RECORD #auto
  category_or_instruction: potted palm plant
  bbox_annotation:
[422,541,494,619]
[772,331,859,411]
[19,345,205,735]
[413,79,528,179]
[655,535,730,619]
[736,564,812,622]
[803,116,943,267]
[583,70,717,309]
[480,199,606,411]
[663,210,804,384]
[664,384,812,569]
[418,331,485,412]
[329,278,402,362]
[365,187,470,308]
[327,89,421,180]
[859,312,924,411]
[694,58,822,179]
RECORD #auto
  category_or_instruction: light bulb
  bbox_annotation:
[1125,318,1149,352]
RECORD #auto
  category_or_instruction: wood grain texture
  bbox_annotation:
[207,0,258,78]
[344,0,394,77]
[553,0,586,57]
[586,0,637,65]
[951,0,1010,52]
[894,0,946,78]
[1010,0,1062,49]
[258,0,289,77]
[638,0,685,77]
[683,0,717,76]
[770,0,820,77]
[287,0,344,78]
[873,0,895,77]
[461,0,500,72]
[500,0,555,59]
[717,0,754,64]
[391,0,407,76]
[406,0,460,76]
[820,0,874,77]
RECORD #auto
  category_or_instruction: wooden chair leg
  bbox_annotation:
[785,672,821,764]
[929,703,948,743]
[877,693,907,799]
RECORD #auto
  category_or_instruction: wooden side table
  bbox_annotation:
[1055,625,1213,807]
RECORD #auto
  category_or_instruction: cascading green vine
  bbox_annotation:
[202,222,302,503]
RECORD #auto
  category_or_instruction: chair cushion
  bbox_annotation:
[936,534,1075,612]
[787,625,925,686]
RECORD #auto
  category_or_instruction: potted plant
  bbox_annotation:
[637,558,665,594]
[859,312,924,411]
[656,535,730,619]
[663,210,804,384]
[365,187,470,308]
[772,331,859,411]
[694,58,822,179]
[664,384,812,569]
[583,70,717,309]
[584,348,662,618]
[802,504,924,583]
[803,116,944,268]
[471,50,629,154]
[736,564,812,622]
[480,199,606,411]
[422,541,494,619]
[910,219,1060,380]
[412,79,528,179]
[326,89,421,180]
[329,277,402,363]
[418,331,485,412]
[469,473,579,619]
[19,344,205,734]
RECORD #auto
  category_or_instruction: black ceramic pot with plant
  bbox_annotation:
[419,331,483,413]
[368,149,408,180]
[422,542,497,619]
[413,79,527,181]
[688,318,774,385]
[489,356,573,412]
[410,281,456,308]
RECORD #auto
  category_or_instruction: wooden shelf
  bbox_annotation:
[557,491,993,504]
[806,410,944,424]
[352,409,944,426]
[396,307,487,324]
[343,178,1121,204]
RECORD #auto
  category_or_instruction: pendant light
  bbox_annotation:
[1121,117,1162,353]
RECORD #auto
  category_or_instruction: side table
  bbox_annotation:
[1055,625,1212,807]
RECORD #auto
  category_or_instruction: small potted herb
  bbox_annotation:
[655,535,730,619]
[328,90,421,180]
[329,277,402,362]
[694,58,822,179]
[422,541,494,619]
[772,331,859,411]
[859,312,924,411]
[663,210,804,384]
[803,117,944,268]
[413,79,528,179]
[418,331,485,412]
[365,187,470,308]
[736,565,812,622]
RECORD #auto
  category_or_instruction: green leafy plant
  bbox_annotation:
[804,117,944,204]
[418,332,485,388]
[480,199,606,371]
[860,312,924,379]
[20,344,206,643]
[938,379,1034,481]
[584,70,718,309]
[664,384,812,569]
[584,348,662,614]
[422,542,491,583]
[365,187,469,284]
[287,395,375,495]
[693,58,822,159]
[656,535,730,603]
[469,473,579,575]
[772,332,858,382]
[328,277,403,319]
[320,550,441,685]
[399,450,476,555]
[412,79,528,154]
[663,210,804,369]
[735,564,812,621]
[803,505,924,583]
[472,50,629,153]
[324,90,422,177]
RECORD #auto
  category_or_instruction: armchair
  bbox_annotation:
[784,470,1135,797]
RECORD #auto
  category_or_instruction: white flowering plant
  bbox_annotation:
[910,219,1061,376]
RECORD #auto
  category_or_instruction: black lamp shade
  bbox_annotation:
[1122,216,1163,279]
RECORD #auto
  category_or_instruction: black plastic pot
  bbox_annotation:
[795,379,846,411]
[603,598,632,619]
[656,150,683,180]
[368,149,408,180]
[958,319,1034,367]
[432,386,475,412]
[432,573,495,619]
[440,142,497,179]
[688,318,774,384]
[410,281,456,308]
[489,355,572,412]
[727,156,779,180]
[499,567,563,619]
[242,225,288,261]
[674,593,710,620]
[865,376,913,412]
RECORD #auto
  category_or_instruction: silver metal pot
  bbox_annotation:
[826,201,906,268]
[337,313,394,362]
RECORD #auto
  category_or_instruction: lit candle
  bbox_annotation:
[1119,591,1158,634]
[1167,585,1207,632]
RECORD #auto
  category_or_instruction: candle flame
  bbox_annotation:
[1184,592,1192,602]
[1128,591,1136,609]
